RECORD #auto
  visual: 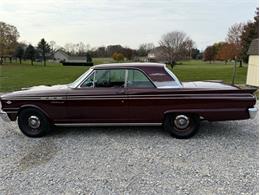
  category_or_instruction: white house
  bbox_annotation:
[54,50,86,63]
[147,47,168,63]
[246,39,259,87]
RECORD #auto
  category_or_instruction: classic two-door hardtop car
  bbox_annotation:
[0,63,257,138]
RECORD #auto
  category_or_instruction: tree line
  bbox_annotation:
[13,39,51,66]
[0,20,202,66]
[204,8,259,66]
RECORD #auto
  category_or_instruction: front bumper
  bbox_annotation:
[0,109,11,122]
[248,107,258,119]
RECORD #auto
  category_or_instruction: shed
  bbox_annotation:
[246,39,259,87]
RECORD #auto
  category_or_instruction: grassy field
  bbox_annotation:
[0,59,248,92]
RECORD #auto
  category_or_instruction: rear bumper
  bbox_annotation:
[248,107,258,119]
[0,109,11,122]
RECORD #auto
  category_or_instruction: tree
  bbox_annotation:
[49,40,56,53]
[86,52,92,63]
[137,43,155,56]
[240,8,259,62]
[64,43,75,55]
[0,21,19,59]
[191,48,200,59]
[203,46,215,63]
[226,23,244,66]
[37,38,50,66]
[216,43,237,64]
[159,31,194,65]
[212,42,226,59]
[185,38,195,59]
[96,46,106,57]
[14,44,25,64]
[24,44,36,65]
[112,52,124,61]
[107,45,124,57]
[122,48,134,60]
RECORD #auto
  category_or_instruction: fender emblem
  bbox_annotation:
[6,100,12,104]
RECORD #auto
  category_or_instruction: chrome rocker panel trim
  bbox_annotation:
[54,123,162,127]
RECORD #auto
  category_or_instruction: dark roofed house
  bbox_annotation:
[54,50,93,66]
[246,39,259,87]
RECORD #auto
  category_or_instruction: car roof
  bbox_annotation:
[92,62,165,69]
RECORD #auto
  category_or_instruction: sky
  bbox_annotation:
[0,0,258,50]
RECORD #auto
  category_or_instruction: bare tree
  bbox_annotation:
[64,43,76,55]
[159,31,193,65]
[226,23,244,66]
[184,38,195,59]
[226,23,244,45]
[49,40,56,53]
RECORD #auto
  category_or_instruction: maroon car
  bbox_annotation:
[0,63,257,138]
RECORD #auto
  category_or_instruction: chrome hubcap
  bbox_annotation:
[28,116,40,129]
[174,115,190,129]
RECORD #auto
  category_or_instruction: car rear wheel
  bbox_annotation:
[18,108,50,137]
[164,113,200,139]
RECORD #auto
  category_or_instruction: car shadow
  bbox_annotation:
[48,125,169,138]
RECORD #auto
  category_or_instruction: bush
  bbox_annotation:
[112,52,124,62]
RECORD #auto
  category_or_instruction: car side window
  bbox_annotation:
[95,69,125,88]
[81,72,95,88]
[127,69,154,88]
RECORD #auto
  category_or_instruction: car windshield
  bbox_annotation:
[68,68,93,88]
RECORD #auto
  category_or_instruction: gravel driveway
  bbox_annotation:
[0,105,258,194]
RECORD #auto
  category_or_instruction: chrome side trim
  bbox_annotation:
[248,107,258,119]
[54,123,162,127]
[2,96,253,101]
[1,93,254,101]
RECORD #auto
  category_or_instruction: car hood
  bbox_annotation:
[21,84,69,91]
[182,81,238,90]
[1,84,69,99]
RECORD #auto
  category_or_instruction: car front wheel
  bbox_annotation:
[164,113,200,139]
[18,108,51,137]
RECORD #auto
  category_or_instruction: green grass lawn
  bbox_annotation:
[170,60,247,84]
[0,59,248,92]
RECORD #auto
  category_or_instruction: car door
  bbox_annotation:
[66,68,129,123]
[125,68,162,123]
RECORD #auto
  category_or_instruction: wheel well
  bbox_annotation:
[164,112,200,122]
[18,106,51,122]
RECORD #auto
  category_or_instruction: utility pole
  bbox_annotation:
[232,56,237,85]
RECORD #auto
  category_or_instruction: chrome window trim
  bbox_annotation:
[78,70,95,88]
[73,68,94,88]
[124,69,128,88]
[163,65,183,88]
[76,67,157,89]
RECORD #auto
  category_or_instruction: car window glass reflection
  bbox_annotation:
[81,72,94,87]
[127,69,154,88]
